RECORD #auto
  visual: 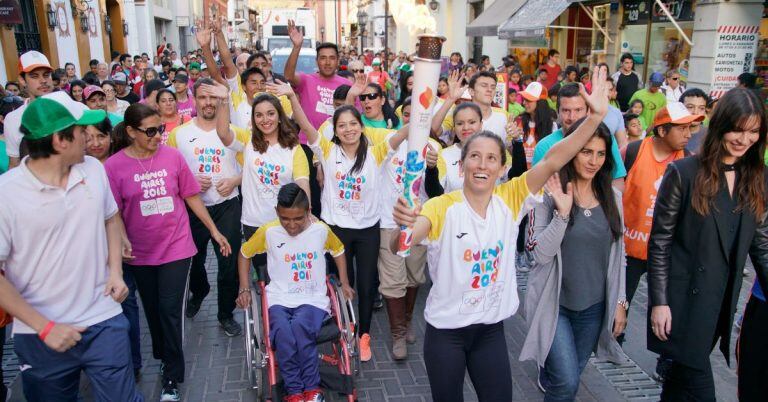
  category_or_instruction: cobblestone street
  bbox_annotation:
[3,252,752,401]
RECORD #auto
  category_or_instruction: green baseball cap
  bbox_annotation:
[21,91,107,140]
[189,62,201,71]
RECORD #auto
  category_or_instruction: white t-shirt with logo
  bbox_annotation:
[227,138,310,227]
[0,156,122,334]
[310,135,393,229]
[241,220,345,311]
[227,76,292,131]
[438,105,510,144]
[166,120,248,206]
[379,136,441,229]
[419,172,541,329]
[436,144,513,193]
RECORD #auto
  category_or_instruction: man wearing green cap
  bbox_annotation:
[0,91,142,401]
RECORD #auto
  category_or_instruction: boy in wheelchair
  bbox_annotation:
[236,184,355,402]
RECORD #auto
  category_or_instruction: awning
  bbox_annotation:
[466,0,527,37]
[498,0,570,44]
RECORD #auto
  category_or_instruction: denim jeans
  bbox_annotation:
[122,267,142,370]
[541,301,604,402]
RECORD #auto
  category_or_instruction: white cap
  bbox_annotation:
[372,57,382,65]
[520,82,548,101]
[19,51,53,73]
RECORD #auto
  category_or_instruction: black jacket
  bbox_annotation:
[647,156,768,369]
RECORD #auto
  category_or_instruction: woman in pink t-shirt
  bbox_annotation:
[105,103,231,400]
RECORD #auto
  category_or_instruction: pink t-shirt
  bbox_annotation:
[176,96,197,118]
[105,145,200,266]
[295,73,351,142]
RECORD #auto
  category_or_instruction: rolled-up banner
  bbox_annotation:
[397,34,445,257]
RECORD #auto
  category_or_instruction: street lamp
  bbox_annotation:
[104,15,112,34]
[429,0,439,12]
[45,4,57,30]
[122,19,129,36]
[320,27,325,42]
[79,12,89,33]
[357,9,368,54]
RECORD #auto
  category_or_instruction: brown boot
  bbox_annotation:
[404,287,419,344]
[384,296,408,360]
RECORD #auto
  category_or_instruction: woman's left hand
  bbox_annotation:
[212,230,232,257]
[425,144,439,168]
[266,80,295,98]
[612,303,628,338]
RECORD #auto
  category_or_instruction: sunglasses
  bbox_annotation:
[135,124,166,138]
[359,93,381,101]
[351,69,364,73]
[670,77,679,81]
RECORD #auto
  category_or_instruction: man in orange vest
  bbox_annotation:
[621,102,703,379]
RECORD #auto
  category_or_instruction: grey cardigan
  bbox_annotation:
[519,189,627,366]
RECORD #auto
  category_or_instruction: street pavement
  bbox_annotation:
[3,251,751,401]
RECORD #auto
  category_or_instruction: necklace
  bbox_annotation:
[721,163,737,172]
[130,148,155,173]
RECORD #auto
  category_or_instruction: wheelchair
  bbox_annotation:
[243,266,360,401]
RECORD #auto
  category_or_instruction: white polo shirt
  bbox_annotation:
[0,156,122,334]
[3,102,28,159]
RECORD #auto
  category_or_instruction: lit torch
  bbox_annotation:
[397,34,445,257]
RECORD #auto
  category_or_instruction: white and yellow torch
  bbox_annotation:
[397,34,445,257]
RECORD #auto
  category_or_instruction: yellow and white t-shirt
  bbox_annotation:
[241,220,344,311]
[419,172,541,329]
[226,138,309,227]
[436,144,513,193]
[379,136,442,229]
[319,118,391,145]
[227,76,293,130]
[311,134,393,229]
[167,121,250,206]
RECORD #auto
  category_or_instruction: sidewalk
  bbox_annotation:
[3,251,747,401]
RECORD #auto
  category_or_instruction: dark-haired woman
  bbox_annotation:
[390,65,612,402]
[157,89,191,143]
[276,80,409,363]
[521,120,627,401]
[647,87,768,400]
[69,79,87,103]
[395,71,413,109]
[347,79,401,130]
[212,86,310,268]
[519,82,556,169]
[105,103,232,401]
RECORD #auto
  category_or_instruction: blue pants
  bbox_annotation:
[122,267,142,370]
[541,301,604,402]
[14,314,143,402]
[268,304,327,395]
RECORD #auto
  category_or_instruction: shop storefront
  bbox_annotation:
[620,0,695,82]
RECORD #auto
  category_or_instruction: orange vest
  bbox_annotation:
[623,138,685,260]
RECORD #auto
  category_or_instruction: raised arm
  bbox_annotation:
[198,81,236,146]
[267,80,320,144]
[525,66,609,195]
[283,20,305,87]
[346,72,367,106]
[387,123,410,151]
[431,70,464,136]
[214,16,238,81]
[196,20,226,86]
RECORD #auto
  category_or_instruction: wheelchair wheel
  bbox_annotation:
[333,280,361,377]
[244,288,265,399]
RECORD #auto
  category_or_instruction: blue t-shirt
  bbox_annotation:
[531,123,628,179]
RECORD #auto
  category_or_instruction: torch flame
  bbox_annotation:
[390,0,437,35]
[419,87,434,109]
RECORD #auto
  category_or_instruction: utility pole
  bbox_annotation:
[384,0,389,72]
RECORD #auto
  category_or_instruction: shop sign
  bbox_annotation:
[651,0,694,23]
[0,0,22,25]
[710,25,760,98]
[623,0,650,25]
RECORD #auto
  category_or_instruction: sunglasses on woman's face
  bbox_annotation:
[359,93,380,101]
[352,69,364,73]
[135,124,166,138]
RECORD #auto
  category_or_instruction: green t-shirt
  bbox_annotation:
[629,89,667,130]
[507,102,525,120]
[361,114,402,130]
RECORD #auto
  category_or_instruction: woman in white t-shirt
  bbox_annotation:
[271,81,409,363]
[212,90,311,269]
[391,67,610,402]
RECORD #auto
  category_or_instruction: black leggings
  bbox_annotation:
[424,322,513,402]
[737,296,768,402]
[126,258,191,383]
[329,223,380,335]
[0,325,6,401]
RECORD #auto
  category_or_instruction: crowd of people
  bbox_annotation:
[0,16,767,402]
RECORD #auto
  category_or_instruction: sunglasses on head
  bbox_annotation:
[352,69,364,73]
[359,93,381,101]
[135,124,166,138]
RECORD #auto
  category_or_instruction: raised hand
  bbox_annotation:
[581,65,609,118]
[348,72,368,98]
[446,69,466,101]
[544,173,573,217]
[266,80,295,98]
[287,19,304,49]
[198,82,229,100]
[195,20,212,48]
